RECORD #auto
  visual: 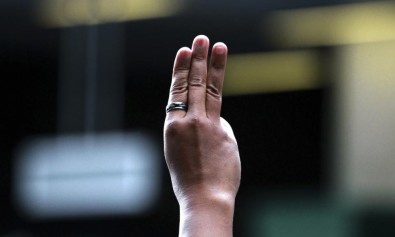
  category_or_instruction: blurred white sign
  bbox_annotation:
[14,132,160,218]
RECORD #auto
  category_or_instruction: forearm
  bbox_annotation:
[178,193,235,237]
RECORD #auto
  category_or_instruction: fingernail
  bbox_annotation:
[195,38,205,47]
[194,35,209,47]
[216,46,226,55]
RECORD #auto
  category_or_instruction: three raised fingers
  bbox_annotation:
[166,36,228,121]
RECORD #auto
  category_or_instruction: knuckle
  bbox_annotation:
[170,84,187,95]
[186,116,207,129]
[189,74,206,86]
[206,84,221,99]
[173,68,189,77]
[165,116,211,138]
[165,119,185,136]
[189,82,205,89]
[212,61,225,70]
[170,74,188,95]
[193,54,206,62]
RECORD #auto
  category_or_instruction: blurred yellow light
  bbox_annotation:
[335,40,395,206]
[267,1,395,47]
[224,50,321,95]
[37,0,183,27]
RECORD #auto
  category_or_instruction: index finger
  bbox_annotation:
[166,47,192,119]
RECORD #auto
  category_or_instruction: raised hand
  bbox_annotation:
[164,35,241,237]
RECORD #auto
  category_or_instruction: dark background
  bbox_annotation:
[1,0,393,236]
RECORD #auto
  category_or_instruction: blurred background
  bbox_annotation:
[1,0,395,236]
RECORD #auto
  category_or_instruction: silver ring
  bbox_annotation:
[166,102,188,113]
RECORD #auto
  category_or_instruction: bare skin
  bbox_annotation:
[164,35,241,237]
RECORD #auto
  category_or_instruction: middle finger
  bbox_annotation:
[187,35,210,116]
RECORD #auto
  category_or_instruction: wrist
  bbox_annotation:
[178,191,236,237]
[179,191,236,212]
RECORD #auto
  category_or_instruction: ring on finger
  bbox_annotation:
[166,102,188,113]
